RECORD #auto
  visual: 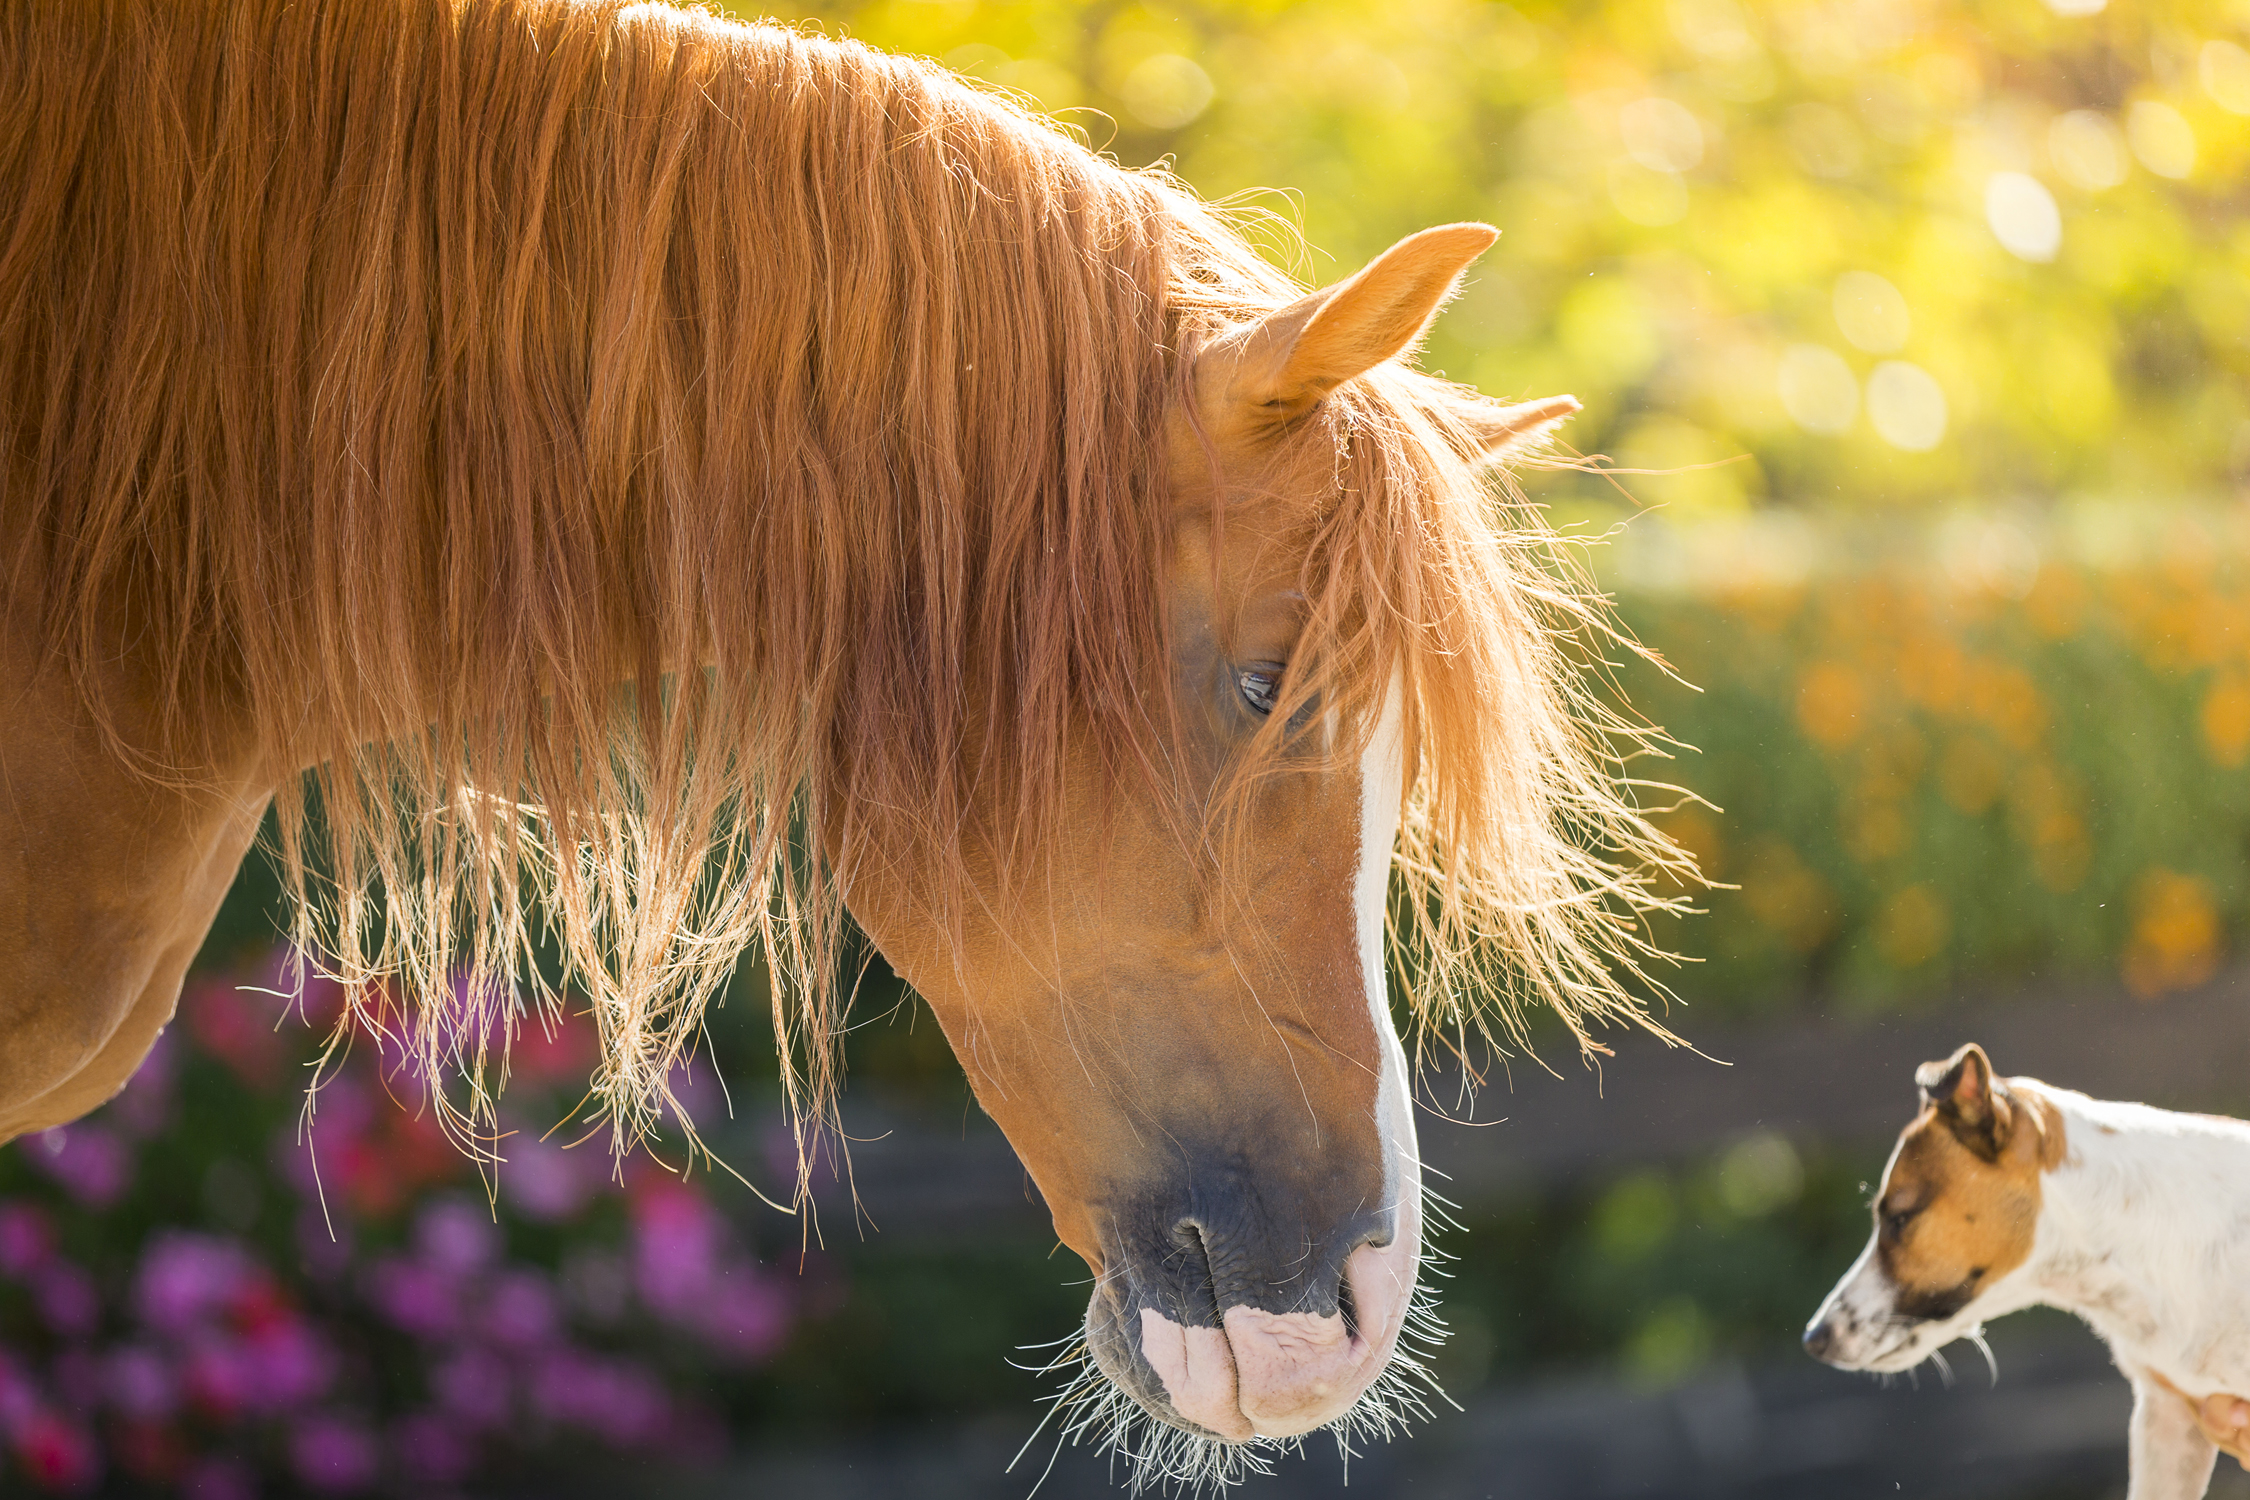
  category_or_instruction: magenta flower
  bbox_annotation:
[0,1201,55,1277]
[498,1128,593,1222]
[289,1413,378,1494]
[413,1197,497,1278]
[631,1182,720,1320]
[430,1347,512,1431]
[0,1351,41,1433]
[391,1410,476,1486]
[179,1455,256,1500]
[33,1261,100,1338]
[9,1407,100,1493]
[181,1335,251,1420]
[528,1351,667,1446]
[28,1125,130,1209]
[479,1269,559,1351]
[365,1256,459,1341]
[135,1233,258,1336]
[109,1028,179,1139]
[105,1346,176,1420]
[703,1273,792,1364]
[238,1317,334,1411]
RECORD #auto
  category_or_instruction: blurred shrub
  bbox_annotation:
[0,955,806,1496]
[1433,1130,1877,1394]
[764,0,2250,518]
[1614,508,2250,1016]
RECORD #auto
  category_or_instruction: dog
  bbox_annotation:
[1802,1042,2250,1500]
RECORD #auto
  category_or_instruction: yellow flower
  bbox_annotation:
[2202,675,2250,768]
[2122,868,2223,1000]
[1795,662,1866,750]
[1876,884,1948,970]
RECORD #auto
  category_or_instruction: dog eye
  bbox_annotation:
[1237,664,1282,716]
[1884,1206,1919,1236]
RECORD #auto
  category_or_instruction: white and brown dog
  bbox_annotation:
[1803,1042,2250,1500]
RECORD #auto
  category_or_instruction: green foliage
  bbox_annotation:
[748,0,2250,516]
[1612,509,2250,1015]
[1432,1132,1877,1391]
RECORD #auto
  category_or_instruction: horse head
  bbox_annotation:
[841,225,1583,1455]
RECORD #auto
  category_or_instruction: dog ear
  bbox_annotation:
[1915,1043,2015,1161]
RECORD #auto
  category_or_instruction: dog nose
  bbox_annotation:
[1802,1320,1836,1360]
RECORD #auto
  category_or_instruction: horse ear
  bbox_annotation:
[1213,223,1500,424]
[1464,394,1581,462]
[1915,1042,2014,1160]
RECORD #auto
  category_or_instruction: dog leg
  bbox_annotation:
[2130,1376,2220,1500]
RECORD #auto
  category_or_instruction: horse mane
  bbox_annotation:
[0,0,1688,1173]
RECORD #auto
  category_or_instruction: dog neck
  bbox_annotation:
[2013,1084,2250,1389]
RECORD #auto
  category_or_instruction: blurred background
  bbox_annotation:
[5,0,2249,1495]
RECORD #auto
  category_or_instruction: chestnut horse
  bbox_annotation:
[0,0,1687,1476]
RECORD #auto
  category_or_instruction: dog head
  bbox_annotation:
[1802,1043,2066,1372]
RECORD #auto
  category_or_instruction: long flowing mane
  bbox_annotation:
[0,0,1687,1167]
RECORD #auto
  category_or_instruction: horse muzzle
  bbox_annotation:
[1083,1157,1422,1441]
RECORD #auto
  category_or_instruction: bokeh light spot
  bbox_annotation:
[1832,270,1910,353]
[1607,158,1690,226]
[1620,96,1705,172]
[1984,171,2061,262]
[2048,109,2127,191]
[1777,344,1858,433]
[2126,99,2196,179]
[1668,0,1758,59]
[2204,40,2250,115]
[1118,53,1211,128]
[1866,361,1948,451]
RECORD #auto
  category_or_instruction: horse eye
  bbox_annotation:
[1237,665,1281,716]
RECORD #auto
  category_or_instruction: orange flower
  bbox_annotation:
[1796,662,1866,750]
[2122,868,2223,1000]
[1876,884,1948,970]
[2201,675,2250,767]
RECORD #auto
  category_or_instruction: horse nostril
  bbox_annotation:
[1337,1265,1358,1340]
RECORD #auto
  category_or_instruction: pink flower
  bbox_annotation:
[108,1028,179,1139]
[179,1454,256,1499]
[34,1261,99,1338]
[413,1197,497,1278]
[498,1129,593,1222]
[0,1202,55,1277]
[0,1352,40,1435]
[365,1257,458,1341]
[106,1347,176,1420]
[181,1334,251,1420]
[135,1233,259,1335]
[630,1181,720,1321]
[28,1125,131,1208]
[289,1413,379,1493]
[702,1272,792,1365]
[9,1408,100,1493]
[528,1351,668,1448]
[430,1348,512,1431]
[181,977,292,1087]
[479,1270,558,1351]
[392,1410,476,1486]
[239,1317,334,1411]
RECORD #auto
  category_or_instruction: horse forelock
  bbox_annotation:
[0,0,1690,1179]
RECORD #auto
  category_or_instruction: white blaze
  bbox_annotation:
[1349,683,1419,1353]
